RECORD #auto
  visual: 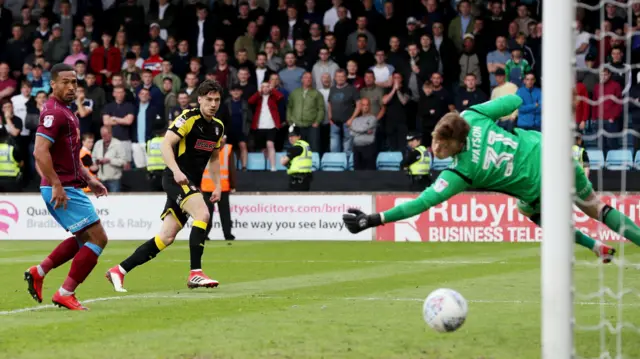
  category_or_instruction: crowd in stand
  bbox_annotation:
[0,0,639,191]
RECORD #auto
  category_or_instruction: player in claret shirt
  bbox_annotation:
[24,63,109,311]
[343,94,640,261]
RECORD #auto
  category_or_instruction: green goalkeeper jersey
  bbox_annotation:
[382,94,543,223]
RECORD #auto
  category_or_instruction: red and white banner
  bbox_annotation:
[376,194,640,242]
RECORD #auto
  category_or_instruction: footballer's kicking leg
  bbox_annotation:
[106,208,182,292]
[181,193,218,288]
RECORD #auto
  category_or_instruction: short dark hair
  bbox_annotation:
[357,33,368,42]
[51,63,75,80]
[74,60,86,66]
[364,70,375,77]
[465,73,476,78]
[196,80,223,97]
[163,77,173,83]
[257,51,267,58]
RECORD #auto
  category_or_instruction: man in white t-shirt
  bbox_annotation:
[575,20,591,70]
[370,49,395,88]
[323,0,351,32]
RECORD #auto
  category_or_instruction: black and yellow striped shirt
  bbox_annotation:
[167,108,225,184]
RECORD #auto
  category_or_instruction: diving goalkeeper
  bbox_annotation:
[343,94,640,262]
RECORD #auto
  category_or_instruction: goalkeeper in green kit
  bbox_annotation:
[343,94,640,262]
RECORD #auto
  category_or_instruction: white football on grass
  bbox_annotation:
[422,288,468,333]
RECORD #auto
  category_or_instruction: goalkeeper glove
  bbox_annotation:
[342,208,382,234]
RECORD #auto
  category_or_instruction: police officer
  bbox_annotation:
[202,135,236,240]
[401,132,432,191]
[0,134,22,192]
[573,131,590,178]
[146,122,167,191]
[280,125,313,191]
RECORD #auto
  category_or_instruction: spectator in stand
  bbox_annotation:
[264,41,285,72]
[63,40,88,67]
[516,73,542,132]
[406,43,431,108]
[0,63,16,103]
[103,86,135,168]
[221,85,252,171]
[43,24,68,65]
[506,21,520,50]
[189,57,205,84]
[34,16,51,43]
[203,38,226,70]
[70,86,94,136]
[0,101,22,144]
[307,22,324,60]
[608,47,632,94]
[235,21,260,63]
[92,126,126,193]
[359,70,386,133]
[5,25,30,77]
[25,38,47,71]
[287,72,325,152]
[381,2,405,48]
[324,32,346,69]
[491,68,519,131]
[514,4,534,36]
[455,73,487,112]
[577,54,599,95]
[248,81,284,171]
[253,52,275,90]
[153,60,181,95]
[19,6,37,38]
[293,39,314,72]
[236,67,257,101]
[74,60,87,88]
[458,34,482,87]
[268,73,291,148]
[84,73,106,137]
[346,15,376,56]
[328,69,359,155]
[418,81,444,145]
[171,39,190,79]
[284,5,309,48]
[505,47,531,88]
[370,49,394,88]
[418,34,440,82]
[132,87,163,168]
[318,72,333,153]
[487,36,510,89]
[143,41,163,77]
[125,43,145,70]
[142,23,166,59]
[350,97,377,170]
[183,72,199,107]
[108,73,136,104]
[346,60,365,90]
[279,52,305,94]
[348,34,375,77]
[162,78,176,120]
[575,81,590,132]
[262,25,293,57]
[382,72,410,151]
[591,68,623,151]
[29,64,50,96]
[146,0,176,41]
[73,24,90,51]
[312,47,339,89]
[169,91,192,122]
[430,72,456,114]
[136,70,164,111]
[90,32,121,86]
[214,50,238,89]
[514,32,535,71]
[448,0,475,53]
[431,22,459,89]
[324,0,351,33]
[304,0,323,26]
[485,1,508,47]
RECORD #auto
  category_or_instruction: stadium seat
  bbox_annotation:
[605,149,633,170]
[246,153,266,171]
[432,157,453,171]
[311,152,320,171]
[586,149,604,170]
[274,152,288,171]
[635,151,640,170]
[376,152,402,171]
[321,152,348,171]
[348,152,354,171]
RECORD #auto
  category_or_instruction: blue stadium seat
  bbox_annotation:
[321,152,348,171]
[348,152,354,171]
[246,153,266,171]
[311,152,320,171]
[432,157,453,171]
[586,149,604,170]
[376,152,402,171]
[605,149,633,170]
[274,152,288,171]
[635,151,640,170]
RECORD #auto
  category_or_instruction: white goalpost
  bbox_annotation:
[541,0,575,358]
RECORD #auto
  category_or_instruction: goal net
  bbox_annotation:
[543,0,640,358]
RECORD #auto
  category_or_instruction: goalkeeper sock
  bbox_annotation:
[189,220,208,270]
[601,205,640,246]
[530,213,596,250]
[120,235,167,273]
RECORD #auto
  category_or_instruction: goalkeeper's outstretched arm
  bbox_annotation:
[342,170,470,233]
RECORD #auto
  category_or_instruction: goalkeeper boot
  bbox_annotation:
[24,266,44,303]
[105,266,128,293]
[52,291,88,311]
[594,243,616,264]
[187,270,219,289]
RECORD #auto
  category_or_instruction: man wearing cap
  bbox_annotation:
[143,23,166,58]
[401,132,431,191]
[490,68,519,132]
[573,132,590,178]
[280,125,313,191]
[202,135,236,240]
[404,17,422,46]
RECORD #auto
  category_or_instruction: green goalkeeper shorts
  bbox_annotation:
[516,159,593,215]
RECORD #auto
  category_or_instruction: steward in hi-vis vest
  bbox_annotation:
[402,132,432,191]
[280,125,312,191]
[201,136,236,240]
[0,135,22,192]
[573,131,590,178]
[146,123,167,191]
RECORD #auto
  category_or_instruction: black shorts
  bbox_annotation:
[252,128,277,148]
[160,171,201,228]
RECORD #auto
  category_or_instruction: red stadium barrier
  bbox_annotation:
[375,194,639,242]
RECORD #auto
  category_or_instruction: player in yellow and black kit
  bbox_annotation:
[106,80,226,291]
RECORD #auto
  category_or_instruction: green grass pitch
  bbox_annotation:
[0,240,639,359]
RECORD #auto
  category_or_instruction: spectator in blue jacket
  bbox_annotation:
[516,72,542,131]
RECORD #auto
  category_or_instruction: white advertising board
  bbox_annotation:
[0,194,372,241]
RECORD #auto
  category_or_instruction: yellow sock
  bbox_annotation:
[154,234,167,251]
[193,220,207,230]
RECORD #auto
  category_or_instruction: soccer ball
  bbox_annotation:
[422,288,468,333]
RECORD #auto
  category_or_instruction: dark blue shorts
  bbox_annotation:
[40,186,100,233]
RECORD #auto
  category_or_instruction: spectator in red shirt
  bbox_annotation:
[346,60,365,90]
[0,63,17,103]
[575,82,589,131]
[248,82,284,171]
[89,32,122,86]
[142,41,163,77]
[591,68,623,152]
